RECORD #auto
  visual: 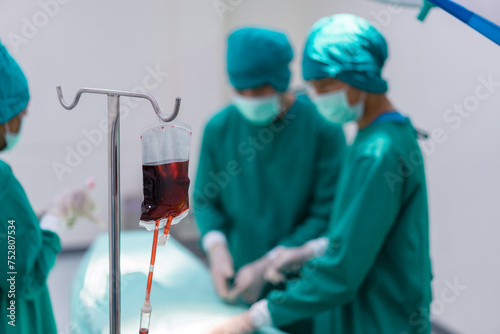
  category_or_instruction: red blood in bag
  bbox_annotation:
[141,161,190,221]
[139,329,149,334]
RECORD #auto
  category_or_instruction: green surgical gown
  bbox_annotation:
[194,94,346,270]
[267,116,433,334]
[0,160,61,334]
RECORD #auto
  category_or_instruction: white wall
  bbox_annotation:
[0,0,226,248]
[223,0,500,333]
[1,0,499,333]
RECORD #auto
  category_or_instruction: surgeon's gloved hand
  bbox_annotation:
[264,246,312,284]
[208,242,235,301]
[208,311,256,334]
[265,238,328,284]
[228,257,268,304]
[49,180,102,228]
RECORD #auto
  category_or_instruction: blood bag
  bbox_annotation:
[139,122,191,231]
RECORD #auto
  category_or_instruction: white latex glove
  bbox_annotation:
[208,311,256,334]
[49,179,103,228]
[264,245,314,284]
[208,242,235,301]
[228,257,268,304]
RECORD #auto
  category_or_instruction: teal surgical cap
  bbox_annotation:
[303,14,389,93]
[0,41,29,124]
[227,27,293,93]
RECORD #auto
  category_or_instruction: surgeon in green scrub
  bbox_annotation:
[194,27,346,332]
[210,14,432,334]
[0,42,97,334]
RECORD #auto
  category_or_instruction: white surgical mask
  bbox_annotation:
[2,121,23,152]
[313,86,365,124]
[233,94,281,125]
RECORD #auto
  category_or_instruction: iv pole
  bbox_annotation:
[56,87,181,334]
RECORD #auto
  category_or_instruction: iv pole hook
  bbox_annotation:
[56,86,181,122]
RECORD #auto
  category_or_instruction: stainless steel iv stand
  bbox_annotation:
[56,87,181,334]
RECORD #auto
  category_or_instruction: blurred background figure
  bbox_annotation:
[194,26,346,333]
[0,42,97,334]
[210,13,432,334]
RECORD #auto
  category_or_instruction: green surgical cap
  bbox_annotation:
[227,27,293,93]
[0,41,29,124]
[302,14,389,93]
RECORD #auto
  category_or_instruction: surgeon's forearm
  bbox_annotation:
[266,236,327,262]
[194,200,230,236]
[277,217,328,247]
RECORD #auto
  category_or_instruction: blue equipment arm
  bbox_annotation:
[418,0,500,46]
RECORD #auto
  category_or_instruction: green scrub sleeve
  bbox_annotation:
[193,122,229,237]
[268,150,402,326]
[0,162,61,300]
[277,124,346,247]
